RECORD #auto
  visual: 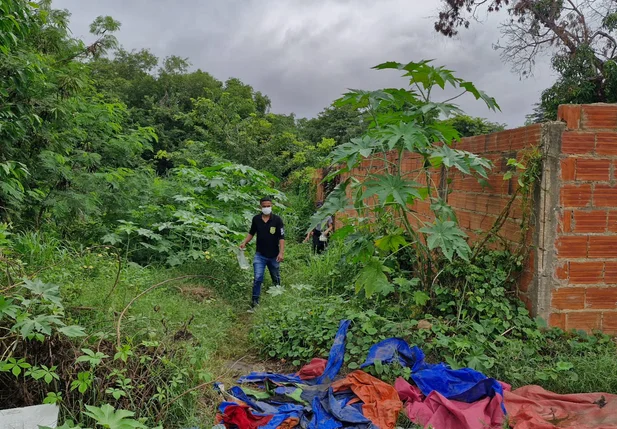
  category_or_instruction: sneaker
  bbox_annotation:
[246,308,255,314]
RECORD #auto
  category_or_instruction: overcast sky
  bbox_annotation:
[52,0,555,128]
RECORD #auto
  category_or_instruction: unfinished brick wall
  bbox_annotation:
[549,104,617,333]
[329,124,545,302]
[315,103,617,334]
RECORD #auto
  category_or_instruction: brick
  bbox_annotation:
[555,262,569,280]
[560,184,592,207]
[576,159,611,181]
[558,210,572,233]
[561,132,595,154]
[608,212,617,232]
[552,287,586,310]
[589,236,617,258]
[595,133,617,155]
[582,105,617,129]
[494,131,512,152]
[602,312,617,334]
[566,312,602,331]
[605,262,617,283]
[569,261,603,284]
[560,158,576,181]
[586,287,617,309]
[558,105,582,130]
[549,313,566,329]
[555,236,588,258]
[593,185,617,208]
[572,210,607,233]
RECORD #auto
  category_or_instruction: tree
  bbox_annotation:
[441,115,506,137]
[298,104,368,146]
[436,1,617,119]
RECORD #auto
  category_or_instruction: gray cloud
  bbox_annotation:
[53,0,556,127]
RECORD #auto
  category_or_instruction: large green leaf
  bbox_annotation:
[22,279,61,306]
[363,174,424,207]
[460,81,501,111]
[375,234,407,252]
[419,219,470,261]
[84,404,146,429]
[379,122,429,152]
[429,145,492,179]
[330,136,379,171]
[355,258,391,297]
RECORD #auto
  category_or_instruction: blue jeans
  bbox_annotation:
[252,252,280,306]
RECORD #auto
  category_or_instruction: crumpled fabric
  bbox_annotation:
[395,377,506,429]
[361,338,504,407]
[218,403,273,429]
[361,338,426,372]
[308,396,342,429]
[332,370,402,429]
[257,404,304,429]
[230,386,277,414]
[504,385,617,429]
[315,320,351,384]
[237,372,303,385]
[296,358,327,380]
[327,388,370,424]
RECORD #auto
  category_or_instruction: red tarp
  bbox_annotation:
[395,377,506,429]
[296,358,327,380]
[505,385,617,429]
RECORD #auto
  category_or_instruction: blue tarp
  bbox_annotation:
[258,404,304,429]
[327,388,370,424]
[308,396,342,429]
[315,320,351,384]
[360,338,426,373]
[361,336,506,413]
[237,372,303,385]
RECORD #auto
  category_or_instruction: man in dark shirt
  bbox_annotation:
[239,197,285,310]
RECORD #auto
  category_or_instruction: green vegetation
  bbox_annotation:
[1,1,616,428]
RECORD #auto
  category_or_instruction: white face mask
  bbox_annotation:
[261,207,272,215]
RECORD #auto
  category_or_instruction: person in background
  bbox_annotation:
[304,201,333,254]
[239,197,285,311]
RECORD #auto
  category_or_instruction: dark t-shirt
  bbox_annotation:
[249,214,285,258]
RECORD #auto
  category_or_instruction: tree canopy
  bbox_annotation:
[436,0,617,120]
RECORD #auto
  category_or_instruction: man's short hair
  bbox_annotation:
[259,196,273,205]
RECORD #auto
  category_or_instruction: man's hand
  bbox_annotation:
[276,253,284,262]
[239,242,246,250]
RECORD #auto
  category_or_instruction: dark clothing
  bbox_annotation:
[252,252,280,306]
[312,230,327,254]
[249,214,284,258]
[311,215,332,254]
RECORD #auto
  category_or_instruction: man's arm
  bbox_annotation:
[240,217,257,249]
[277,217,285,262]
[239,233,253,249]
[277,239,285,262]
[303,230,313,243]
[324,217,334,235]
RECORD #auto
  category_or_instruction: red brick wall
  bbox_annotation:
[550,105,617,333]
